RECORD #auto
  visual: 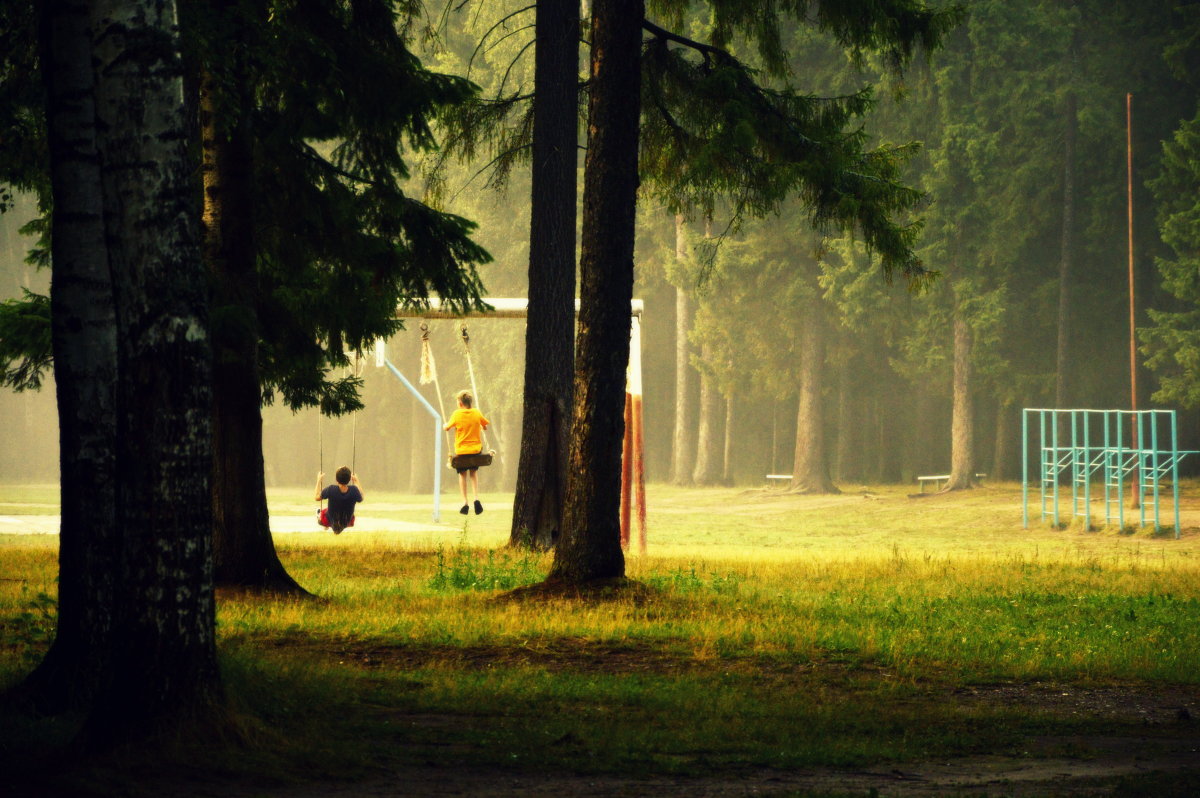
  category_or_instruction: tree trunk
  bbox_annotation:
[945,314,975,491]
[790,306,838,494]
[510,0,579,549]
[769,401,780,474]
[834,358,862,483]
[722,389,735,485]
[199,16,306,593]
[877,379,903,483]
[692,344,723,485]
[992,400,1012,482]
[17,0,118,714]
[549,0,642,584]
[82,0,223,746]
[669,214,695,485]
[1055,91,1077,410]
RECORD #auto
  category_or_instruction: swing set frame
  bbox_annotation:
[380,297,646,542]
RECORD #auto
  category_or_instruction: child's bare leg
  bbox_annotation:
[458,472,469,512]
[470,469,482,514]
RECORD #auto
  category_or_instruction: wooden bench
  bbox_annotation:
[917,473,987,492]
[765,474,792,486]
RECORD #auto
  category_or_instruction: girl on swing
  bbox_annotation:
[444,389,489,515]
[314,466,363,534]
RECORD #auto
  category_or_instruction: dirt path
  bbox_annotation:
[133,736,1198,797]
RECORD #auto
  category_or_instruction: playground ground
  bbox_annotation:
[2,480,1200,796]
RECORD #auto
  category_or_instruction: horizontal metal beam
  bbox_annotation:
[396,297,644,319]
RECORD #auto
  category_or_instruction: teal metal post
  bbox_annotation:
[1151,411,1161,532]
[1051,408,1060,526]
[1083,410,1092,528]
[1172,410,1182,539]
[1137,412,1147,530]
[1075,410,1084,523]
[1116,411,1125,530]
[1022,409,1029,528]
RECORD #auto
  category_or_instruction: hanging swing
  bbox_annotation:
[450,323,495,470]
[315,351,363,531]
[421,321,496,470]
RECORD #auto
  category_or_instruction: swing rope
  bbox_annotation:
[460,324,492,454]
[350,350,364,471]
[420,322,454,457]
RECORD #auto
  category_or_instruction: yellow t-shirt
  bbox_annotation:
[445,407,489,454]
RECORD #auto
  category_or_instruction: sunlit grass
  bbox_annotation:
[3,480,1200,786]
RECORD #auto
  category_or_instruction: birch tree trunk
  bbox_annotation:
[18,0,118,713]
[945,314,975,491]
[510,0,578,549]
[82,0,222,745]
[549,0,642,584]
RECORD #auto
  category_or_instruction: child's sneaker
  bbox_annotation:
[460,504,469,515]
[474,500,483,515]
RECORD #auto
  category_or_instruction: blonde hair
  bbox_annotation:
[455,389,473,408]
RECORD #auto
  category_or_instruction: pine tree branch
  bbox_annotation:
[498,35,537,97]
[641,18,723,63]
[468,4,536,75]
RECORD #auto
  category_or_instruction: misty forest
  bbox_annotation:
[2,0,1200,796]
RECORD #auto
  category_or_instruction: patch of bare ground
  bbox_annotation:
[118,742,1200,797]
[227,638,1200,795]
[258,635,1199,716]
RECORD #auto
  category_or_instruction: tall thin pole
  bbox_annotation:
[1127,92,1141,509]
[1127,93,1137,420]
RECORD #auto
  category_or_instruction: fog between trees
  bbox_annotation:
[3,0,1199,492]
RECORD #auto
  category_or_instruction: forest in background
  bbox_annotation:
[3,0,1199,493]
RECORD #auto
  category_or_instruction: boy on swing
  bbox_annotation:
[315,466,363,534]
[444,389,489,515]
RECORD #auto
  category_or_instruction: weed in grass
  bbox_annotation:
[642,564,743,596]
[427,544,545,592]
[1,588,55,669]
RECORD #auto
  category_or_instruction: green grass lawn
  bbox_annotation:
[2,481,1199,796]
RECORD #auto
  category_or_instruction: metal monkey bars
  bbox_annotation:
[1022,408,1194,538]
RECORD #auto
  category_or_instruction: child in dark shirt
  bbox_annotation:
[315,466,363,534]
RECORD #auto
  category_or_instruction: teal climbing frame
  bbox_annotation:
[1022,408,1193,538]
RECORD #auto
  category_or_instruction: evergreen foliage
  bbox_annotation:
[0,289,49,391]
[189,0,492,416]
[1144,113,1200,408]
[0,0,492,416]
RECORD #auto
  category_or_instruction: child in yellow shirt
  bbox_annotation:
[443,389,489,515]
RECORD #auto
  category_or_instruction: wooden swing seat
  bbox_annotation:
[451,452,493,470]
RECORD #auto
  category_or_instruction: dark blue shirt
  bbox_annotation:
[321,484,362,529]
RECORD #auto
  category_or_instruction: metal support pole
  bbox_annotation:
[1138,412,1147,529]
[1051,408,1060,527]
[1172,410,1181,539]
[1147,410,1156,528]
[1082,410,1091,528]
[1022,409,1029,528]
[1108,410,1118,528]
[384,358,443,523]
